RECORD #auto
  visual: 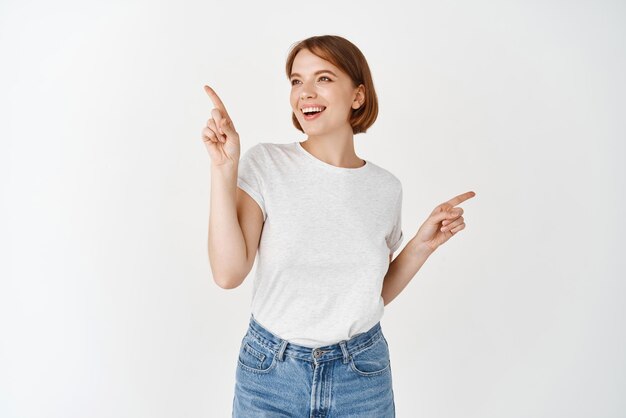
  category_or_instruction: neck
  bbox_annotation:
[301,125,365,169]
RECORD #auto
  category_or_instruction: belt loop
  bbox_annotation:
[277,339,288,361]
[339,340,350,364]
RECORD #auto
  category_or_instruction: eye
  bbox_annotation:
[290,76,332,86]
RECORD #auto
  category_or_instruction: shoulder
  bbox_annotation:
[365,160,403,191]
[241,142,288,159]
[239,143,271,167]
[240,142,298,171]
[241,142,267,158]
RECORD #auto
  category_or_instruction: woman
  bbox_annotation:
[203,34,475,417]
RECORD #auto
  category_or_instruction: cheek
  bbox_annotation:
[290,94,299,112]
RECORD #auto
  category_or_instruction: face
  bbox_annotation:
[289,49,365,136]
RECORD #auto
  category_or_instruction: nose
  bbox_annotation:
[299,81,316,101]
[300,90,314,100]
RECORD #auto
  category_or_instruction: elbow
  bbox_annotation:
[208,254,251,290]
[213,268,248,289]
[213,275,242,290]
[208,257,247,290]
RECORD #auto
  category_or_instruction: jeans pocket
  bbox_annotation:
[237,334,278,374]
[349,334,391,377]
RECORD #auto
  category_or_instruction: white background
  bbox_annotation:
[2,0,625,417]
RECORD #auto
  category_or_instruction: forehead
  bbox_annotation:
[291,49,340,75]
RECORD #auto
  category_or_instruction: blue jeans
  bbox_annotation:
[232,314,396,417]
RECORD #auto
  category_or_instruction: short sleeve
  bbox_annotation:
[237,143,267,221]
[386,185,404,253]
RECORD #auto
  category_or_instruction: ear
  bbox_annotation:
[352,84,365,110]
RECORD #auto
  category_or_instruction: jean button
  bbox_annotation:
[313,349,322,358]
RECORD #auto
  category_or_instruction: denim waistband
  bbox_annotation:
[245,314,384,364]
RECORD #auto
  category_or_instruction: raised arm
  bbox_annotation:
[203,85,262,289]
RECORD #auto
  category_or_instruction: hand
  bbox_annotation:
[414,191,476,253]
[201,85,241,166]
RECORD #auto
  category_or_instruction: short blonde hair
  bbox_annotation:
[285,35,379,135]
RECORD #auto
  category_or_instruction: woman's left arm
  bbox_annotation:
[381,191,476,306]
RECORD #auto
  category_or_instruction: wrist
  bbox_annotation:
[211,160,238,174]
[407,238,436,259]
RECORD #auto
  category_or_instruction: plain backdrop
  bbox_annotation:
[1,0,625,417]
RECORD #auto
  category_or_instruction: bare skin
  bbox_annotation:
[415,191,477,253]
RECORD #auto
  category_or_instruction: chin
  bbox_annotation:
[300,120,334,135]
[302,126,327,136]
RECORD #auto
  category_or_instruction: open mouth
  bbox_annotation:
[301,106,326,120]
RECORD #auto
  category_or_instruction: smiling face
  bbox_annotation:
[289,49,365,137]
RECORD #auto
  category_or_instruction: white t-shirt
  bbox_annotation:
[236,141,404,348]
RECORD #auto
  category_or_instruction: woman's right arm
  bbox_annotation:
[209,163,264,289]
[208,164,245,288]
[203,85,262,289]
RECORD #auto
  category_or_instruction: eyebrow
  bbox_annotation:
[290,69,338,79]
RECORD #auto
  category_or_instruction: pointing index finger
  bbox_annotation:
[446,191,476,207]
[204,85,231,119]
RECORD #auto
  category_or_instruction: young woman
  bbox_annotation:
[203,35,475,417]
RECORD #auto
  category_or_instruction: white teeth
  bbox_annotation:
[302,106,325,113]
